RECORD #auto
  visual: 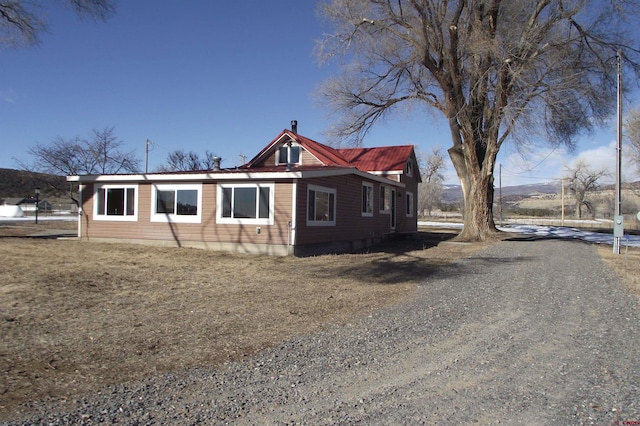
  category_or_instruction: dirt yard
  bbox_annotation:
[0,221,493,420]
[598,244,640,299]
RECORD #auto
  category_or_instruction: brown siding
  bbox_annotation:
[78,170,418,256]
[396,166,420,233]
[300,149,323,166]
[295,175,398,248]
[81,181,294,248]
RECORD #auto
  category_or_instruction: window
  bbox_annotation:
[94,184,137,221]
[405,160,414,177]
[362,182,374,217]
[307,184,336,226]
[217,183,274,225]
[379,185,391,213]
[406,191,414,217]
[277,144,301,165]
[151,184,202,223]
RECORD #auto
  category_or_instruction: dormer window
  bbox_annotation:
[277,144,301,166]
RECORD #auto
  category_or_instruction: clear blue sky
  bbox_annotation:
[1,1,636,186]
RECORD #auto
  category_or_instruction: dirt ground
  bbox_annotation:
[598,244,640,299]
[1,221,637,421]
[0,221,494,420]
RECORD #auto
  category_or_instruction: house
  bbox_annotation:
[2,198,52,213]
[67,125,421,256]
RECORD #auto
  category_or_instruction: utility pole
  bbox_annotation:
[613,50,624,254]
[499,163,503,226]
[145,139,150,173]
[561,177,565,226]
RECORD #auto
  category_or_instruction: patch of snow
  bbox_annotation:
[419,221,640,248]
[0,216,77,222]
[0,205,24,217]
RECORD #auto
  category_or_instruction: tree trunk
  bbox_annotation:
[448,146,499,241]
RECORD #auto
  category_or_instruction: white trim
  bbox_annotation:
[78,184,83,237]
[216,182,275,225]
[150,183,203,224]
[68,169,405,187]
[93,183,138,221]
[276,143,302,166]
[361,182,374,217]
[368,170,403,176]
[290,181,297,246]
[307,184,337,227]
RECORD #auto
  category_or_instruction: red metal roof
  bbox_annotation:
[338,145,415,172]
[290,132,352,167]
[244,130,415,174]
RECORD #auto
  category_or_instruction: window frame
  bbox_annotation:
[405,160,414,177]
[276,144,301,166]
[379,185,391,214]
[361,182,374,217]
[307,184,337,227]
[93,184,138,221]
[406,191,415,217]
[216,183,275,225]
[151,183,203,223]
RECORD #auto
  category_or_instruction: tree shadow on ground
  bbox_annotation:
[359,231,459,255]
[319,231,480,285]
[329,231,545,286]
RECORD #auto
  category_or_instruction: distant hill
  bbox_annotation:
[0,168,68,199]
[442,182,560,203]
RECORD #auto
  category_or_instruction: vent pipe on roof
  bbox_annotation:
[212,156,221,171]
[291,120,297,134]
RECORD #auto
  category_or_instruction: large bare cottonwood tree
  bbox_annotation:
[316,0,640,240]
[0,0,114,47]
[626,107,640,174]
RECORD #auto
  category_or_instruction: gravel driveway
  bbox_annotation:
[9,238,640,425]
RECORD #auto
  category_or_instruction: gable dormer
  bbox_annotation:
[243,129,350,169]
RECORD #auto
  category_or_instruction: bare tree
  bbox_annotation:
[159,150,220,172]
[626,107,640,174]
[25,126,140,175]
[0,0,115,47]
[20,127,140,203]
[566,160,607,219]
[316,0,640,241]
[418,147,445,216]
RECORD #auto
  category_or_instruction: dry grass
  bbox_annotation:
[0,223,490,419]
[598,244,640,301]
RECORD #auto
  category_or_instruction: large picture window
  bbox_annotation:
[151,184,202,223]
[307,184,336,226]
[94,184,137,221]
[362,182,374,217]
[217,183,274,225]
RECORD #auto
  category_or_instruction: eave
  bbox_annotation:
[67,168,405,187]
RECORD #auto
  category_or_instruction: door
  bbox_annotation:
[390,189,396,230]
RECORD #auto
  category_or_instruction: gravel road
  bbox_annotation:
[8,238,640,425]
